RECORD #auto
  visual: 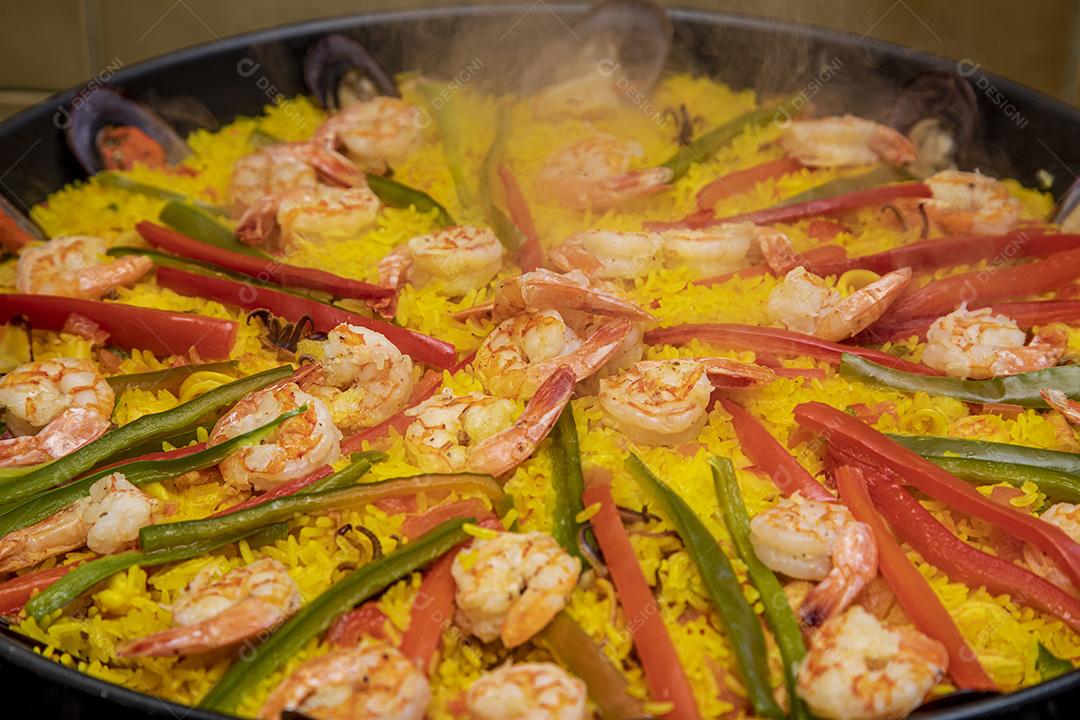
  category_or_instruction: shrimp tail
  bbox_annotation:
[118,598,283,657]
[799,521,878,628]
[869,126,917,166]
[514,272,654,321]
[589,167,674,209]
[548,240,605,276]
[815,267,912,342]
[236,195,283,249]
[307,146,365,188]
[1043,389,1080,426]
[757,232,801,275]
[467,366,575,476]
[75,255,153,299]
[702,358,775,389]
[0,407,111,467]
[526,318,634,390]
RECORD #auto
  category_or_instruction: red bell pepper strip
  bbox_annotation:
[136,221,393,301]
[0,564,79,615]
[341,352,475,454]
[811,230,1080,278]
[887,246,1080,320]
[721,398,832,501]
[401,498,491,541]
[833,465,998,691]
[0,212,36,253]
[864,471,1080,634]
[695,157,804,210]
[154,265,456,369]
[693,244,848,286]
[497,165,544,272]
[326,601,390,646]
[583,482,702,720]
[644,323,940,375]
[209,465,333,517]
[0,293,237,359]
[793,401,1080,588]
[861,299,1080,344]
[649,182,930,231]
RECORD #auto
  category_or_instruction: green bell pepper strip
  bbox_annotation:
[200,518,470,713]
[106,361,239,393]
[0,366,292,506]
[887,434,1080,477]
[477,101,523,251]
[778,165,913,206]
[627,453,783,719]
[300,451,388,495]
[661,98,799,182]
[538,611,647,720]
[139,472,502,552]
[840,353,1080,408]
[1036,642,1074,680]
[924,456,1080,505]
[158,200,271,259]
[417,82,476,213]
[25,523,284,622]
[96,172,227,217]
[364,173,455,227]
[711,457,808,720]
[550,406,586,561]
[0,409,300,536]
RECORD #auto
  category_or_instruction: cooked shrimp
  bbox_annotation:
[16,236,152,299]
[228,141,361,215]
[473,311,635,399]
[1043,389,1080,427]
[750,494,878,626]
[482,269,653,323]
[260,641,430,720]
[0,473,156,573]
[921,305,1065,379]
[550,225,797,280]
[1022,502,1080,593]
[465,662,587,720]
[119,558,301,656]
[404,367,574,476]
[378,225,505,297]
[780,116,916,168]
[766,266,912,342]
[530,71,623,119]
[796,606,948,720]
[309,323,415,433]
[922,170,1022,235]
[0,358,114,467]
[208,378,342,492]
[452,532,580,647]
[314,96,424,174]
[598,358,774,445]
[236,183,382,251]
[536,135,672,210]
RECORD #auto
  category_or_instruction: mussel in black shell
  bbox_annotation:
[65,86,191,174]
[303,34,399,112]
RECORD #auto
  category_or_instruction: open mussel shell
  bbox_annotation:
[303,34,399,112]
[517,0,673,96]
[64,86,190,175]
[888,70,979,174]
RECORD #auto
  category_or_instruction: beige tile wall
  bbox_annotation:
[0,0,1076,119]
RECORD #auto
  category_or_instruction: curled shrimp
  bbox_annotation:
[119,558,301,657]
[403,367,574,476]
[0,358,114,467]
[922,170,1022,235]
[550,225,797,280]
[766,266,912,342]
[16,236,152,299]
[313,96,424,174]
[0,473,156,573]
[452,531,581,647]
[1022,502,1080,593]
[465,662,587,720]
[536,135,672,210]
[260,641,430,720]
[377,225,505,298]
[599,358,774,446]
[228,141,361,215]
[463,268,653,323]
[780,115,916,168]
[796,606,948,720]
[308,323,415,433]
[208,376,342,492]
[749,494,878,626]
[921,305,1065,379]
[473,311,635,399]
[235,183,381,251]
